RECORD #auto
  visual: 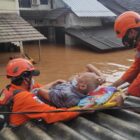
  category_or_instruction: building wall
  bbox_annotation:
[19,0,51,10]
[65,13,102,28]
[53,16,66,27]
[26,16,66,27]
[53,0,66,9]
[27,13,102,28]
[0,0,19,14]
[28,19,50,27]
[19,0,66,10]
[65,34,81,46]
[31,0,51,10]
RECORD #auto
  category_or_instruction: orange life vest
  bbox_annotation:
[0,85,22,130]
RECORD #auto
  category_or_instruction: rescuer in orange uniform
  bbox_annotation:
[112,11,140,97]
[5,58,79,127]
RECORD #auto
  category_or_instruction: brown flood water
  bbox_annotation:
[0,44,136,88]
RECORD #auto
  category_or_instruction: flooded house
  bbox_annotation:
[0,0,45,53]
[19,0,125,52]
[0,1,140,140]
[98,0,140,15]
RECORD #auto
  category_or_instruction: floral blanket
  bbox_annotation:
[78,86,117,107]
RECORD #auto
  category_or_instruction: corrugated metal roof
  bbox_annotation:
[0,96,140,140]
[20,8,70,20]
[98,0,140,15]
[63,0,116,17]
[65,26,125,52]
[0,13,46,43]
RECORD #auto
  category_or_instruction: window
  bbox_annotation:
[19,0,31,8]
[40,0,48,5]
[31,0,40,5]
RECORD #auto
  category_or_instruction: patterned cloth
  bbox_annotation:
[78,86,117,107]
[48,81,86,108]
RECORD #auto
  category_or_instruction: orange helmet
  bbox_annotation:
[114,11,140,38]
[6,58,39,77]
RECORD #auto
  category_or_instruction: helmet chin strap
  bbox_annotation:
[23,77,32,91]
[131,38,137,48]
[135,31,140,44]
[122,30,138,48]
[132,28,140,47]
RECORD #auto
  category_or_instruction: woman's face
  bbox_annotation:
[77,72,100,92]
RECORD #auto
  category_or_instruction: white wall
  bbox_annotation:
[65,13,102,28]
[31,0,51,10]
[28,13,102,28]
[65,34,80,46]
[53,0,66,9]
[53,16,66,27]
[26,19,50,27]
[20,0,51,10]
[0,0,19,14]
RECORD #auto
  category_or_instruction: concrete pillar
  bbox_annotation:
[15,0,19,15]
[65,34,79,46]
[48,27,56,43]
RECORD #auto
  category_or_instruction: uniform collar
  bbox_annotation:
[10,84,27,91]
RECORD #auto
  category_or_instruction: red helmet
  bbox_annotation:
[114,11,140,38]
[6,58,39,77]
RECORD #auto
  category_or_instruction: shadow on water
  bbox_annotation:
[0,43,135,88]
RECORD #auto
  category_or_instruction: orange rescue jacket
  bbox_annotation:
[121,40,140,96]
[8,84,79,126]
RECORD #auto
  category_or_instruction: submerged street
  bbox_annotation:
[1,44,140,140]
[0,0,140,140]
[0,43,135,88]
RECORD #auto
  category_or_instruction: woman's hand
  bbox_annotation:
[52,79,66,86]
[43,79,66,89]
[97,76,106,85]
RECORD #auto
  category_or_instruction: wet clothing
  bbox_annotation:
[7,84,79,126]
[121,39,140,97]
[49,82,86,108]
